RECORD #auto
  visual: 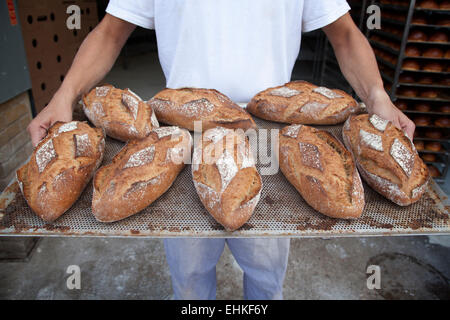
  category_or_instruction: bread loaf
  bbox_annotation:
[405,45,421,57]
[192,127,262,231]
[92,126,192,222]
[82,84,159,141]
[147,88,256,132]
[278,124,364,219]
[16,121,105,221]
[342,114,429,206]
[402,60,421,71]
[422,62,443,72]
[246,81,362,125]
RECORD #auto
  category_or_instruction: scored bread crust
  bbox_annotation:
[342,114,429,206]
[147,87,256,132]
[92,126,192,222]
[16,121,105,222]
[278,124,365,219]
[192,127,262,231]
[82,84,159,141]
[247,80,362,125]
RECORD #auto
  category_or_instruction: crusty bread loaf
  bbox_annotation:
[192,127,262,231]
[247,81,363,125]
[342,114,429,206]
[278,124,365,219]
[92,126,192,222]
[147,88,256,132]
[82,84,159,141]
[16,121,105,221]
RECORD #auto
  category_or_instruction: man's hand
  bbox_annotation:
[27,91,74,146]
[366,89,415,140]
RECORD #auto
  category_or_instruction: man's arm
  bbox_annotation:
[322,13,415,138]
[27,14,136,146]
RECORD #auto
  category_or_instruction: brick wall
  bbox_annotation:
[0,91,33,191]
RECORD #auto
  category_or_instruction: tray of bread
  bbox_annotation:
[0,82,449,238]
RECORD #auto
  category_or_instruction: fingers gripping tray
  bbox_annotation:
[0,118,449,238]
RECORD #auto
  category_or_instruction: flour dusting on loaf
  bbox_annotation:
[91,101,105,119]
[390,138,414,177]
[74,133,91,158]
[122,93,139,120]
[147,98,173,111]
[240,147,255,169]
[123,176,161,200]
[298,142,323,171]
[282,124,302,138]
[216,150,238,192]
[58,121,78,134]
[96,86,110,97]
[36,139,56,173]
[153,126,180,139]
[359,129,383,152]
[194,181,221,210]
[300,101,328,119]
[369,114,389,132]
[361,169,407,204]
[150,110,159,128]
[411,181,428,199]
[124,145,155,168]
[270,87,300,98]
[313,86,343,99]
[181,98,215,117]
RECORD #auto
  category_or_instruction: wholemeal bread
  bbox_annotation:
[246,81,362,125]
[342,114,429,206]
[278,124,365,219]
[16,121,105,221]
[92,126,192,222]
[82,84,159,141]
[192,127,262,231]
[147,87,256,132]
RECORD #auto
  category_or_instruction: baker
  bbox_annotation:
[28,1,415,299]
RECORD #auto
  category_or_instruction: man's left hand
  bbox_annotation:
[367,89,415,140]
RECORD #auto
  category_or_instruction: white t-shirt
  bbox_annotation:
[106,0,350,102]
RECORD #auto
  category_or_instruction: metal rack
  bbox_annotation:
[365,0,450,183]
[316,1,449,183]
[1,118,449,238]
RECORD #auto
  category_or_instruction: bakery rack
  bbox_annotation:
[359,0,450,183]
[318,0,450,183]
[0,118,449,238]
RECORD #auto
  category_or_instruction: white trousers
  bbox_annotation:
[163,238,290,300]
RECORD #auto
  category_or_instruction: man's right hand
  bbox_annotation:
[27,91,74,147]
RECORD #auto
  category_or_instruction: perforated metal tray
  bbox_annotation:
[0,118,449,238]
